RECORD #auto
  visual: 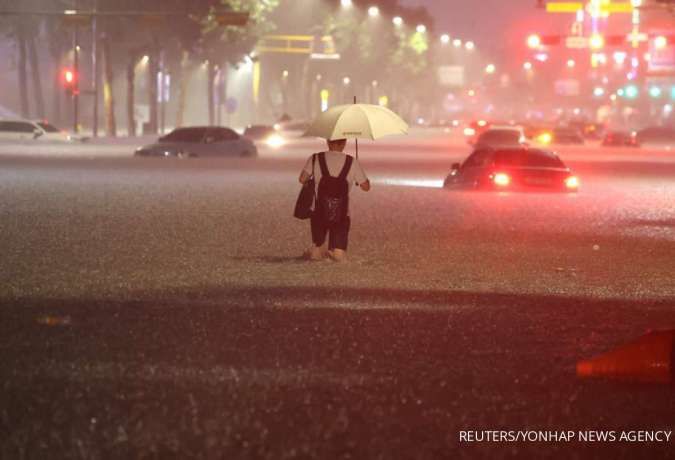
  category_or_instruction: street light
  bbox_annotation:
[392,16,403,26]
[368,6,379,17]
[440,34,450,44]
[453,39,462,48]
[416,24,426,34]
[485,64,496,74]
[654,35,667,50]
[567,59,576,68]
[343,76,351,86]
[590,33,605,50]
[465,41,475,51]
[523,61,533,71]
[340,0,352,8]
[527,34,541,49]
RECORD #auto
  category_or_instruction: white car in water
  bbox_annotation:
[134,126,258,158]
[0,119,86,142]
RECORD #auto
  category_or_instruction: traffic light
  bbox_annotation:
[61,68,78,95]
[605,35,627,47]
[527,34,562,47]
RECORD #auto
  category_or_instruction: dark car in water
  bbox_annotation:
[552,127,584,145]
[636,126,675,147]
[443,147,579,192]
[474,126,527,149]
[134,126,258,158]
[602,130,639,147]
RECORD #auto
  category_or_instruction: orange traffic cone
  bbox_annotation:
[576,329,674,384]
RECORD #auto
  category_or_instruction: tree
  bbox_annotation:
[200,0,280,124]
[0,0,44,118]
[320,1,434,115]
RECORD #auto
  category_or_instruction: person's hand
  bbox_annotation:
[299,170,312,184]
[360,180,371,192]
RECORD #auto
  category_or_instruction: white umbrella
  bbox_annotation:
[304,103,408,157]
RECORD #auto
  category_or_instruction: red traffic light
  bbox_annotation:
[61,68,79,95]
[605,35,627,47]
[62,68,77,85]
[527,34,562,47]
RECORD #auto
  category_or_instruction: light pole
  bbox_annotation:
[70,2,80,134]
[91,0,98,137]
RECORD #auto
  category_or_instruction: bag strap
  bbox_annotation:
[318,152,330,177]
[310,154,316,178]
[338,155,353,181]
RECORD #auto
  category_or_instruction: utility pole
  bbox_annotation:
[92,0,98,137]
[72,1,80,134]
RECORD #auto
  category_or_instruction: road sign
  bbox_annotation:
[438,66,465,87]
[547,2,583,13]
[546,1,634,14]
[225,97,238,114]
[555,79,580,96]
[214,12,249,26]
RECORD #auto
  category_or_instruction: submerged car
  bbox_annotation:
[474,126,527,149]
[135,126,258,158]
[551,127,584,145]
[0,119,85,142]
[443,147,579,192]
[636,126,675,147]
[243,125,285,148]
[602,131,639,147]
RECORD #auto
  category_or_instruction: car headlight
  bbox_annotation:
[536,132,552,145]
[265,134,285,148]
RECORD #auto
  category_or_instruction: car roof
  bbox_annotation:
[0,119,36,124]
[474,147,555,156]
[485,125,521,131]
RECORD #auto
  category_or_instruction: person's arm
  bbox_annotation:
[299,154,315,184]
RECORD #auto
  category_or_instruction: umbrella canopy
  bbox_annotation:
[304,104,408,141]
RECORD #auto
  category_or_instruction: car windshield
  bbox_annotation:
[493,149,565,168]
[477,129,521,144]
[37,122,61,133]
[161,128,207,143]
[0,121,35,133]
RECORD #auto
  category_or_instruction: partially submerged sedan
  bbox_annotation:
[135,126,258,158]
[443,147,579,192]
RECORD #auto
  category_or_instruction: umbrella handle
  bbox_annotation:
[353,95,358,160]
